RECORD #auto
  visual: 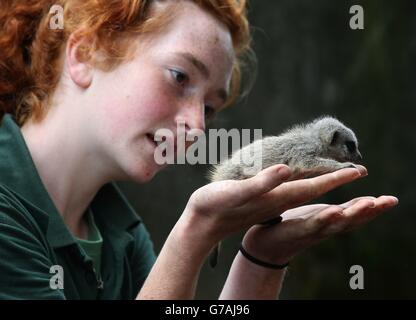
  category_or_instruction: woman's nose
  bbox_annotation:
[176,103,206,132]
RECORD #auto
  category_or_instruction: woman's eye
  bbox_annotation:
[170,69,188,86]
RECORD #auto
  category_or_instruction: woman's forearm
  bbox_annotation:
[136,214,214,299]
[137,212,287,300]
[219,251,287,300]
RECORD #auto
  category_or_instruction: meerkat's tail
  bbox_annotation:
[209,243,221,268]
[206,165,221,182]
[207,161,231,182]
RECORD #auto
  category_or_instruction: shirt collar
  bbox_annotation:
[0,114,140,248]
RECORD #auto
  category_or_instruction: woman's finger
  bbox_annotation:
[191,164,292,213]
[318,196,398,235]
[273,167,366,207]
[227,164,292,206]
[338,196,377,209]
[281,204,331,220]
[241,167,365,220]
[341,195,398,230]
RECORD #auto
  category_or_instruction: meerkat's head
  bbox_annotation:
[313,117,362,163]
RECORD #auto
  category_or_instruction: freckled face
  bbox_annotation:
[90,1,235,183]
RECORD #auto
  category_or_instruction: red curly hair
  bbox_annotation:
[0,0,252,126]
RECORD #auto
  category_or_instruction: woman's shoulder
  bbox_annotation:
[0,185,64,299]
[0,183,28,209]
[0,183,49,237]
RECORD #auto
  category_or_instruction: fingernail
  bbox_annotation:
[359,167,368,177]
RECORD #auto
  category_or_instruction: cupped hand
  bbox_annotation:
[182,164,369,248]
[241,195,399,265]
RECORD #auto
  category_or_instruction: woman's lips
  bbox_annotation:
[146,133,180,158]
[146,133,169,157]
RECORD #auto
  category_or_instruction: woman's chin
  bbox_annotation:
[129,162,167,183]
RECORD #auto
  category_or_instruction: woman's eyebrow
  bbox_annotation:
[174,52,229,104]
[175,52,210,79]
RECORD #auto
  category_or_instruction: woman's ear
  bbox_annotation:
[66,32,93,88]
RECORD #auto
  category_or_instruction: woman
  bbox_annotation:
[0,0,397,299]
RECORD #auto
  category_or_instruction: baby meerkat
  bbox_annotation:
[208,116,363,268]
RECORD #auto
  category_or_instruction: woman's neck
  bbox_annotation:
[20,107,113,236]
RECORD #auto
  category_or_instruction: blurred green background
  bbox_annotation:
[119,0,415,299]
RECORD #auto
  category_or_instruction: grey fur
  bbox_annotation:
[208,116,362,268]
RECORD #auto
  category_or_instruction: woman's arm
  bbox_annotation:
[220,252,287,300]
[136,213,214,299]
[136,165,395,299]
[137,164,293,299]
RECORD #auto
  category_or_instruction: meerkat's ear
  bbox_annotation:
[320,128,339,146]
[329,130,339,146]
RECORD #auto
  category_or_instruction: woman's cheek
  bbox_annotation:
[132,83,178,124]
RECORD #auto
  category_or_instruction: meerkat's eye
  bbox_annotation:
[345,141,356,153]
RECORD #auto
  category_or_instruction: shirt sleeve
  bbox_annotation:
[128,222,157,297]
[0,200,66,300]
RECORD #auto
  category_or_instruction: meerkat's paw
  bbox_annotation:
[337,162,358,170]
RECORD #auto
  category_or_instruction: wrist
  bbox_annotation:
[236,249,288,279]
[239,244,289,269]
[242,224,295,266]
[171,209,219,262]
[222,249,287,299]
[137,213,214,300]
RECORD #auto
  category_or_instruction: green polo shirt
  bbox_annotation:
[0,114,157,299]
